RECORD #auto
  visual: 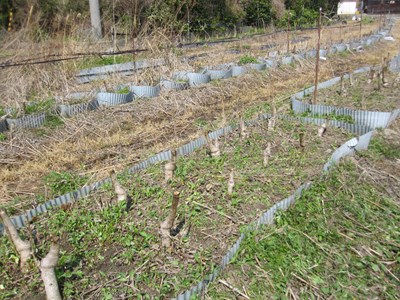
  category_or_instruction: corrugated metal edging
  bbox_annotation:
[206,69,233,80]
[323,138,358,172]
[55,91,95,101]
[389,55,400,72]
[281,56,294,65]
[328,46,337,55]
[355,131,375,151]
[77,59,165,77]
[129,86,161,98]
[58,102,98,117]
[329,120,372,135]
[173,71,190,81]
[248,63,267,71]
[306,49,317,58]
[160,80,189,90]
[231,66,247,77]
[333,44,348,52]
[188,73,211,86]
[353,66,371,74]
[292,98,394,130]
[317,77,341,89]
[177,137,207,156]
[6,113,46,129]
[0,119,8,132]
[127,150,172,174]
[388,109,400,126]
[77,61,135,77]
[96,92,134,106]
[209,126,233,139]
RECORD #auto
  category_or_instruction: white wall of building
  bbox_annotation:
[338,2,357,15]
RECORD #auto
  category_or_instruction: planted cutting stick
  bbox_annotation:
[0,210,32,272]
[205,132,221,157]
[367,68,375,84]
[160,191,180,250]
[165,149,177,182]
[239,115,248,140]
[227,169,235,196]
[317,123,327,137]
[39,239,61,300]
[376,71,382,90]
[299,132,305,151]
[382,58,389,87]
[268,104,277,132]
[349,73,354,86]
[109,170,127,202]
[263,142,272,167]
[339,75,347,96]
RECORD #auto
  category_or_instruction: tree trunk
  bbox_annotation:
[40,241,61,300]
[0,210,32,272]
[89,0,102,39]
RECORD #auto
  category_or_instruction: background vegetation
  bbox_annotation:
[0,0,339,39]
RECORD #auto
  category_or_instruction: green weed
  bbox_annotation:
[238,55,258,65]
[207,159,399,299]
[79,55,132,70]
[368,136,400,159]
[43,171,88,196]
[116,86,130,94]
[24,98,56,115]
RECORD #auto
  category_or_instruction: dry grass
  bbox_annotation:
[0,20,380,107]
[0,19,398,209]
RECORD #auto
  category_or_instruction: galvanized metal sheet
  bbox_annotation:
[187,72,211,86]
[96,92,133,106]
[160,80,189,90]
[128,86,161,98]
[206,69,233,80]
[6,113,46,129]
[231,66,247,77]
[249,63,267,71]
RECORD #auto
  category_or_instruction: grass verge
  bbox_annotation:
[206,131,400,299]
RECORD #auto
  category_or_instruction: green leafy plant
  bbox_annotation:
[43,171,88,196]
[238,55,258,65]
[79,55,132,70]
[116,86,130,94]
[43,115,64,129]
[24,98,56,115]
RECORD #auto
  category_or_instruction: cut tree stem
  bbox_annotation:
[312,8,322,104]
[40,240,62,300]
[268,103,277,132]
[263,142,272,167]
[165,149,177,182]
[299,132,305,151]
[317,123,326,137]
[205,132,220,157]
[227,169,235,196]
[239,115,248,140]
[0,210,32,272]
[109,170,127,202]
[160,191,180,250]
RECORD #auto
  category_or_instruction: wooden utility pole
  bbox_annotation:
[89,0,102,39]
[312,8,322,105]
[287,12,291,54]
